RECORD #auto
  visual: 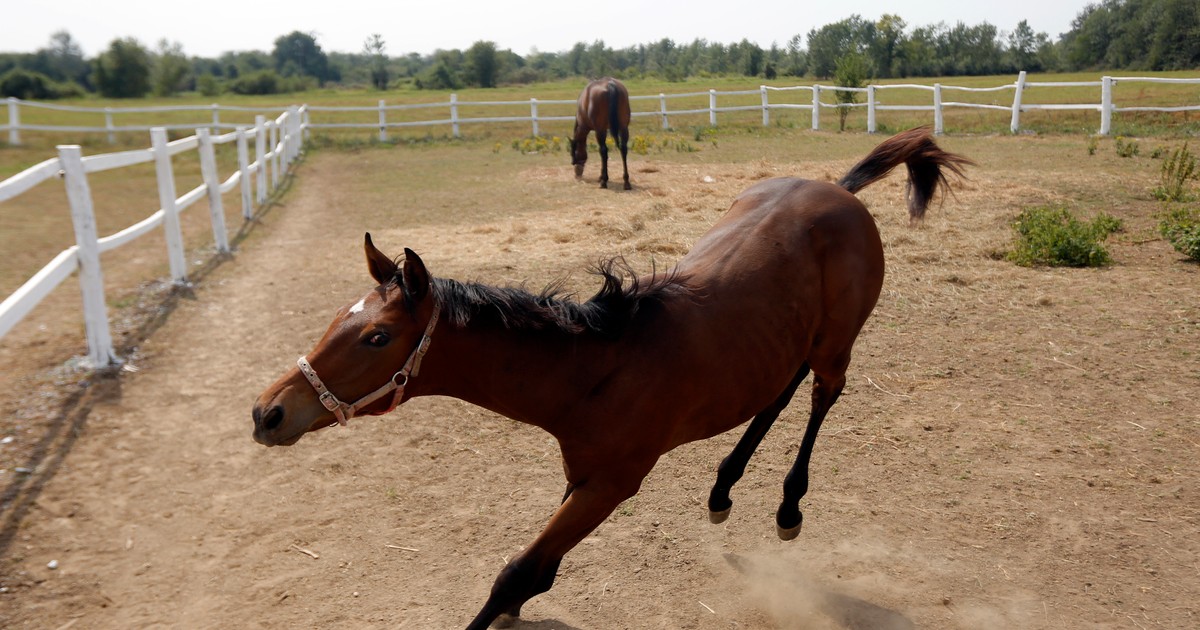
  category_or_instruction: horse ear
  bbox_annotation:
[364,233,398,285]
[401,248,430,301]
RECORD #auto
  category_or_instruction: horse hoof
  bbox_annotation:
[492,613,519,628]
[600,182,608,189]
[709,507,731,524]
[776,521,802,541]
[623,182,632,191]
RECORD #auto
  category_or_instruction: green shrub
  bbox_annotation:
[1086,136,1099,156]
[1115,136,1140,158]
[227,70,311,95]
[1159,205,1200,261]
[0,69,55,99]
[1007,205,1123,267]
[1153,143,1197,202]
[197,73,222,97]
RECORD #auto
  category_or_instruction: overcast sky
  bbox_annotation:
[3,0,1088,58]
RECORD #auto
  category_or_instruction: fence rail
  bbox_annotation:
[4,73,1199,145]
[0,107,305,367]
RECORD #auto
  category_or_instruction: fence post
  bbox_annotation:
[1010,71,1027,134]
[867,85,877,133]
[105,107,115,144]
[150,128,188,284]
[288,105,301,163]
[811,86,820,131]
[196,128,229,253]
[236,126,252,220]
[378,99,387,142]
[269,119,280,188]
[709,89,717,126]
[933,84,944,135]
[531,98,539,137]
[254,115,267,204]
[211,103,220,133]
[303,107,311,141]
[761,86,770,127]
[1100,76,1114,136]
[7,97,19,146]
[450,93,460,138]
[659,93,669,130]
[58,145,117,368]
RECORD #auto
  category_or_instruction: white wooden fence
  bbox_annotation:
[0,107,305,368]
[5,74,1199,144]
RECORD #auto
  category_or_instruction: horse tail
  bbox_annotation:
[606,80,621,135]
[836,127,974,222]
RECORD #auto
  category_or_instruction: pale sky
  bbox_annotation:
[2,0,1088,58]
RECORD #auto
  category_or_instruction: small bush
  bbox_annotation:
[0,69,53,99]
[1007,205,1123,267]
[1115,136,1140,158]
[197,73,222,97]
[1159,205,1200,261]
[1153,143,1197,202]
[1086,136,1099,156]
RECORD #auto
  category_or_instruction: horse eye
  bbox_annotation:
[365,331,390,347]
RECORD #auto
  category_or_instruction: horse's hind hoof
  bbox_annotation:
[623,182,631,191]
[777,522,802,541]
[492,613,518,628]
[709,507,731,524]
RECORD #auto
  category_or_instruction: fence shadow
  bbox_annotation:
[0,154,304,560]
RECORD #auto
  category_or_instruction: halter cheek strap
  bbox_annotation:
[296,299,441,427]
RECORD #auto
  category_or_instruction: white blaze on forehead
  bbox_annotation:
[349,297,367,314]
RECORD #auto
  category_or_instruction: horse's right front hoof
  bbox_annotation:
[709,507,731,524]
[776,511,803,541]
[599,181,608,189]
[492,613,519,628]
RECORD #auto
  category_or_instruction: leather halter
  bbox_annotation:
[296,299,441,426]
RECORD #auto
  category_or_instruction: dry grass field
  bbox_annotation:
[0,125,1196,629]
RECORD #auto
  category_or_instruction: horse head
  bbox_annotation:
[569,135,586,178]
[251,233,439,446]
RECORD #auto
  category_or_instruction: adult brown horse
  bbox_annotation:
[570,77,632,190]
[252,128,970,629]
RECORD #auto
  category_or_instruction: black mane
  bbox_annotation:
[411,259,686,338]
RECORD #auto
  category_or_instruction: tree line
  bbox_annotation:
[1,0,1196,100]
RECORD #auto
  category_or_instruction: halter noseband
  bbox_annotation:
[296,299,441,426]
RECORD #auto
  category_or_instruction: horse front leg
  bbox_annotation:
[465,478,636,630]
[776,372,844,541]
[596,129,610,188]
[708,364,809,523]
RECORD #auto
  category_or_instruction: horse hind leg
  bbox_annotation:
[596,129,610,188]
[619,127,631,190]
[776,370,845,541]
[707,364,810,524]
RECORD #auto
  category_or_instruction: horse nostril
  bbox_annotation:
[258,405,284,432]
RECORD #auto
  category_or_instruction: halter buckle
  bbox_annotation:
[318,391,341,412]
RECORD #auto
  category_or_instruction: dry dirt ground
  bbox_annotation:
[0,133,1197,630]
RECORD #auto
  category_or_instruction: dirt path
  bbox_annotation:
[1,137,1197,629]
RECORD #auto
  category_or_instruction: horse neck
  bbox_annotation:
[410,320,607,433]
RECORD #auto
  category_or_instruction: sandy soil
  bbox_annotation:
[0,136,1197,630]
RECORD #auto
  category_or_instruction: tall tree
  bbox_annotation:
[94,38,151,98]
[363,34,389,90]
[44,31,89,86]
[272,31,330,84]
[465,41,499,88]
[152,39,190,96]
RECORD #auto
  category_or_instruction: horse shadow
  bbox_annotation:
[508,618,584,630]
